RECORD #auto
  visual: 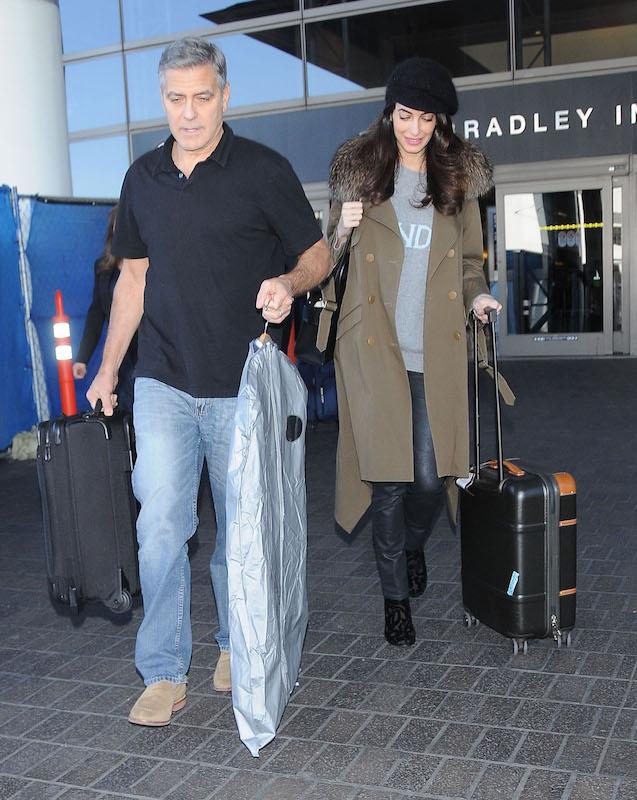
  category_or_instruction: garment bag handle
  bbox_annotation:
[472,309,504,483]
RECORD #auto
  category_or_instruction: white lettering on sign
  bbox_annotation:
[533,112,548,133]
[486,117,503,137]
[510,114,526,134]
[459,103,635,139]
[614,103,637,125]
[576,107,593,128]
[464,119,480,138]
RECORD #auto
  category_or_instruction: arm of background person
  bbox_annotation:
[86,256,148,415]
[73,268,106,377]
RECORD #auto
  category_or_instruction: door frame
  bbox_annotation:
[303,181,330,234]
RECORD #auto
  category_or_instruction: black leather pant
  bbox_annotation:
[371,371,444,599]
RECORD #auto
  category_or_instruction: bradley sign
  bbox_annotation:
[454,70,637,164]
[461,104,636,138]
[230,68,637,184]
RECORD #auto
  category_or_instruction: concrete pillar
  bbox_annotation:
[0,0,72,196]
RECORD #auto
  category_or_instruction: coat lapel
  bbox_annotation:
[363,200,401,236]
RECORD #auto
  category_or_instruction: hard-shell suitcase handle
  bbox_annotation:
[486,458,525,477]
[473,309,504,483]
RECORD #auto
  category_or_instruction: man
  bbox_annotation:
[87,36,330,727]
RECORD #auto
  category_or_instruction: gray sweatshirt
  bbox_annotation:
[391,164,434,373]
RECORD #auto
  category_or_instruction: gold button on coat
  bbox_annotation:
[368,295,375,304]
[453,330,462,341]
[367,336,375,346]
[365,253,375,263]
[448,290,457,300]
[447,248,455,258]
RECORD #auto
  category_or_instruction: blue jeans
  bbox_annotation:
[132,377,237,686]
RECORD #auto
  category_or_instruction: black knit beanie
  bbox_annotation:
[385,57,458,116]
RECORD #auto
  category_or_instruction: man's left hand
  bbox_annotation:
[256,276,294,323]
[472,293,502,323]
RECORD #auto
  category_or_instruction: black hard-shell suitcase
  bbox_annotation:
[36,408,139,614]
[459,312,576,654]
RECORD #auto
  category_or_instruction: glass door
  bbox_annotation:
[494,177,613,356]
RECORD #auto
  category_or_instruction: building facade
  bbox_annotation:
[60,0,637,358]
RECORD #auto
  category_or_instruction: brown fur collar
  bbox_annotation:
[329,134,493,203]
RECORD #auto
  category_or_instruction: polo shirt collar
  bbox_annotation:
[153,123,234,175]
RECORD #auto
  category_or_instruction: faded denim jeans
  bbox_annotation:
[132,377,236,686]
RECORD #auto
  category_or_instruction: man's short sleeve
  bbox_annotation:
[261,157,322,258]
[111,168,148,259]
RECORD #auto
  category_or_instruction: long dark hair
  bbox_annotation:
[95,206,120,273]
[356,104,466,216]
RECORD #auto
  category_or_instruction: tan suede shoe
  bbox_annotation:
[213,651,231,692]
[128,681,187,726]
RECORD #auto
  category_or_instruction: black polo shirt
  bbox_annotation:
[111,124,322,397]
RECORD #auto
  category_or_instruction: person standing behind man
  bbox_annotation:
[87,37,330,727]
[73,206,137,414]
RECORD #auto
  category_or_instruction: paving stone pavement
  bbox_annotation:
[0,358,635,800]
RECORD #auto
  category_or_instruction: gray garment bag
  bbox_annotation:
[226,336,309,756]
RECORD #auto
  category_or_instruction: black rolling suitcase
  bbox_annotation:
[459,311,576,654]
[36,406,139,614]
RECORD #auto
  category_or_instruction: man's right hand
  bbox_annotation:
[87,369,118,416]
[336,200,363,240]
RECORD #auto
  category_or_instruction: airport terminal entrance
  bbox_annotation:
[493,158,630,357]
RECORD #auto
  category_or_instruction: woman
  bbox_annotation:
[328,57,501,646]
[73,206,136,414]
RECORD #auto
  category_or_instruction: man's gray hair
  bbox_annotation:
[158,37,227,90]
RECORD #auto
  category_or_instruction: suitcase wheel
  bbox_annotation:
[512,638,528,655]
[52,581,80,615]
[463,613,479,628]
[108,589,132,614]
[556,630,572,649]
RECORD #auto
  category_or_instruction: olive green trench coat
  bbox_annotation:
[328,197,489,534]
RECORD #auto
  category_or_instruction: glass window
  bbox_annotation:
[69,136,130,199]
[304,0,360,7]
[516,0,637,69]
[65,56,127,132]
[59,0,121,54]
[126,47,165,122]
[503,190,604,335]
[123,0,298,42]
[306,1,509,97]
[218,30,303,107]
[132,129,170,161]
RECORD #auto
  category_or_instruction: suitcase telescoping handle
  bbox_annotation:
[473,308,504,484]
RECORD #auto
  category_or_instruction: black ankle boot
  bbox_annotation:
[406,549,428,597]
[384,598,416,646]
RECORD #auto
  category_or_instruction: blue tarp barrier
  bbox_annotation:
[0,186,114,448]
[0,187,36,450]
[28,199,113,419]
